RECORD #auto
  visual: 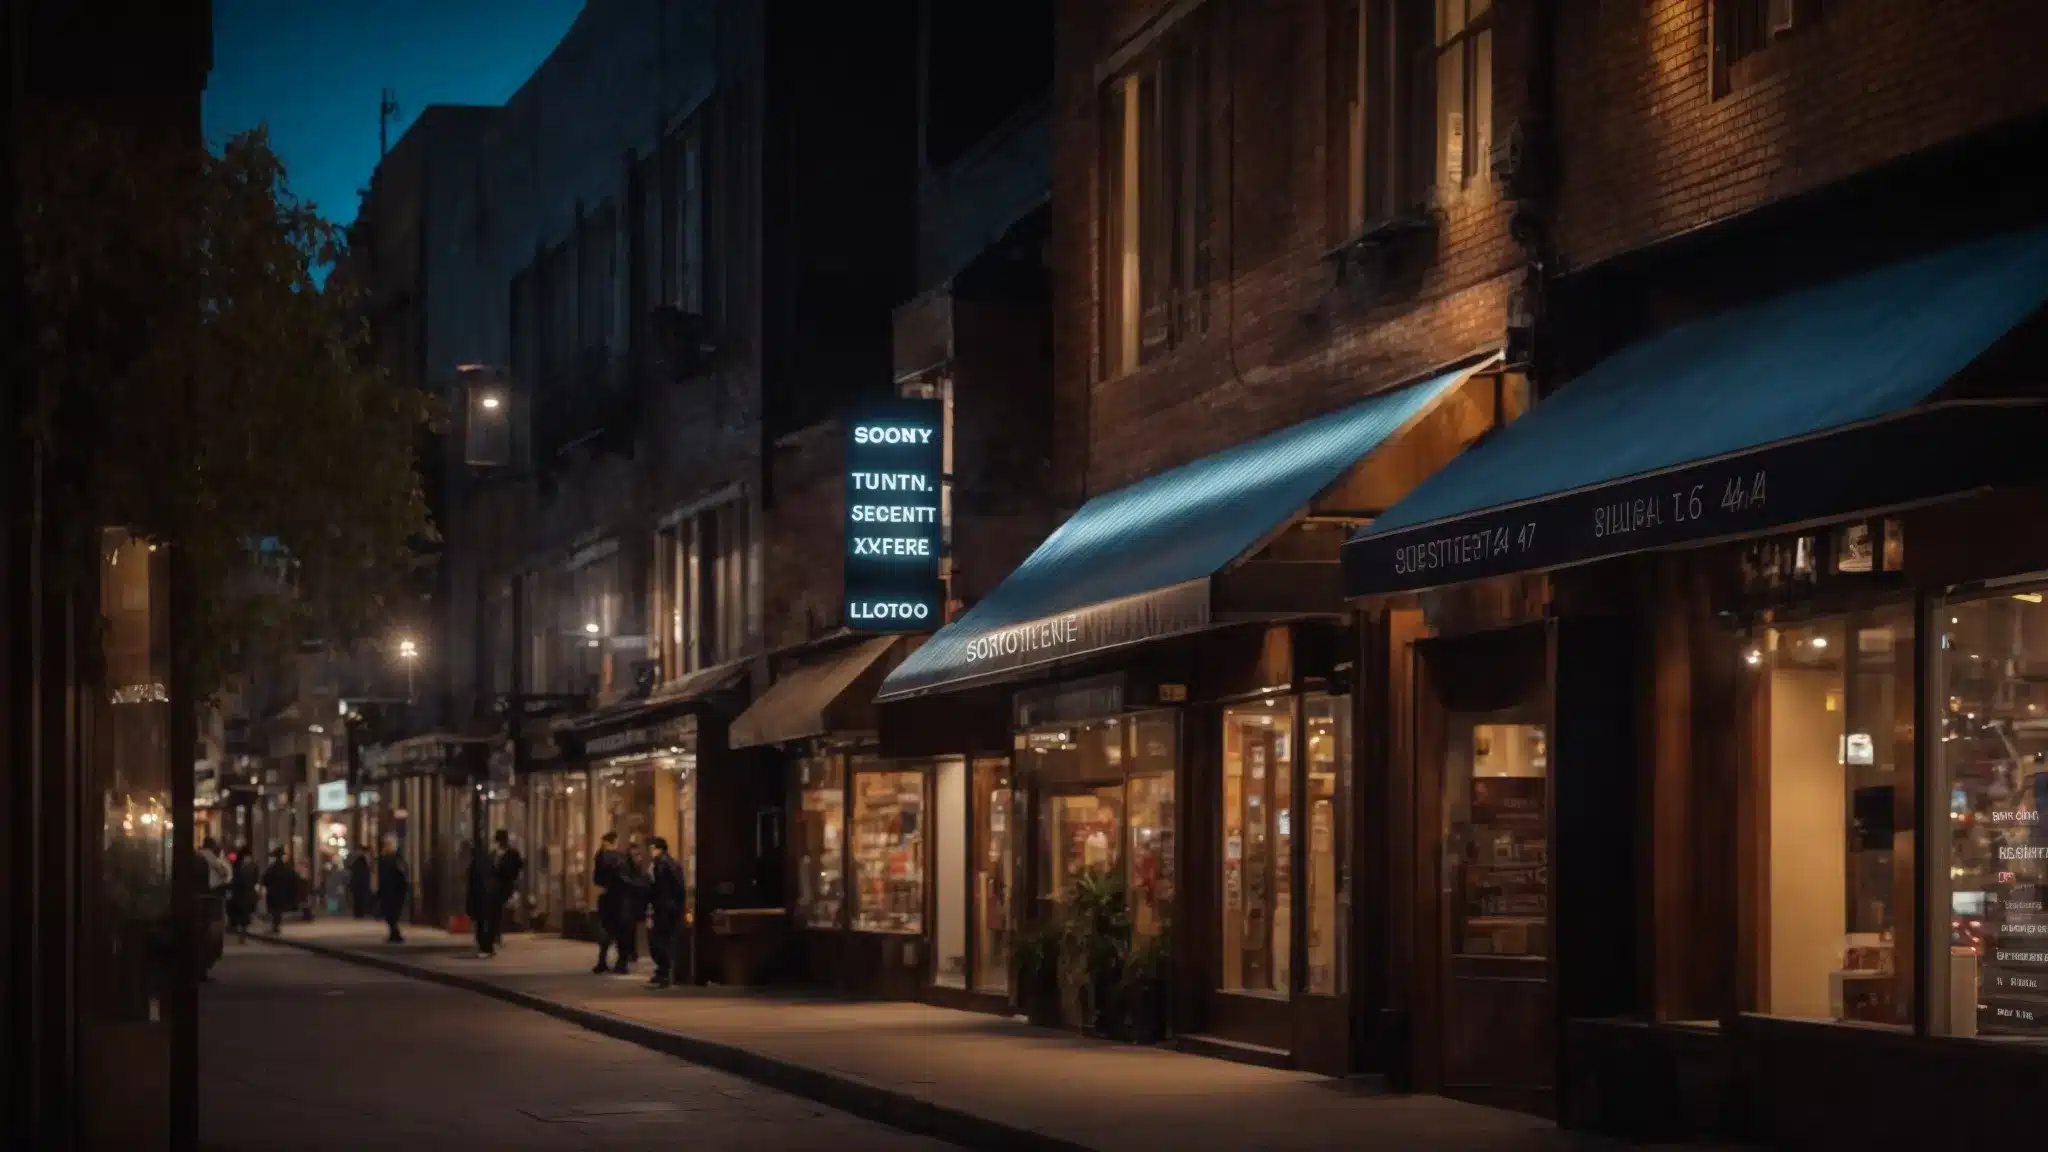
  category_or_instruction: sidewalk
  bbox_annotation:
[258,920,1684,1152]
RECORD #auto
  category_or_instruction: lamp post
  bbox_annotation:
[397,638,418,703]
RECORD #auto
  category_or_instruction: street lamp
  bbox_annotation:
[397,637,419,702]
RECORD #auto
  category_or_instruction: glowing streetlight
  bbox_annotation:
[397,637,419,701]
[479,393,502,410]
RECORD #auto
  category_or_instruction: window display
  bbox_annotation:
[853,766,924,933]
[596,762,656,849]
[1128,774,1174,941]
[796,754,845,929]
[669,756,698,925]
[1045,788,1123,901]
[1305,694,1350,996]
[1446,720,1547,961]
[934,758,969,986]
[1753,610,1915,1027]
[559,774,589,913]
[1221,699,1292,996]
[1934,594,2048,1042]
[972,757,1016,994]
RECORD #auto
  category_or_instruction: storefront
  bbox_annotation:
[506,717,592,937]
[875,356,1507,1071]
[554,660,751,980]
[358,733,489,928]
[725,635,918,998]
[1339,226,2048,1142]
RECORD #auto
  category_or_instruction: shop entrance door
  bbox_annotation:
[1415,624,1554,1116]
[1040,783,1124,1027]
[1440,713,1552,1112]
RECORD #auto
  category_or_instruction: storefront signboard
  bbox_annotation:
[1344,400,2048,598]
[844,399,946,631]
[581,713,697,761]
[316,779,352,812]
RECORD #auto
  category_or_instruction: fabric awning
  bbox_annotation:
[555,658,752,762]
[877,357,1498,701]
[1343,227,2048,598]
[729,636,901,749]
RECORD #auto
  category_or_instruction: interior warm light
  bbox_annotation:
[480,394,502,410]
[1810,635,1828,649]
[2016,592,2044,604]
[584,621,601,634]
[1744,648,1763,666]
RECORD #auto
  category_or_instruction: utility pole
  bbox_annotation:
[378,88,398,159]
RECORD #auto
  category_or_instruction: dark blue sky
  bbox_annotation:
[203,0,587,228]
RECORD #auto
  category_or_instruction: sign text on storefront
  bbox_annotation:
[845,398,946,630]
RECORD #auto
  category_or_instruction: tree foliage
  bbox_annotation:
[16,109,436,697]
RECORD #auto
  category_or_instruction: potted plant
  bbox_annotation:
[1058,868,1131,1037]
[1119,921,1172,1044]
[1013,917,1063,1027]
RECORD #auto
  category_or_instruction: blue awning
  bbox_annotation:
[878,359,1495,699]
[1343,227,2048,597]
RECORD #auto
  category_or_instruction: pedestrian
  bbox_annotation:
[646,836,685,989]
[375,836,408,943]
[592,830,626,974]
[348,848,373,919]
[261,848,299,935]
[616,838,651,973]
[487,829,523,955]
[466,841,495,958]
[227,845,257,943]
[199,837,233,896]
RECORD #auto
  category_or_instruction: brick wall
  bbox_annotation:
[1555,0,2048,271]
[762,424,845,651]
[1051,0,1527,499]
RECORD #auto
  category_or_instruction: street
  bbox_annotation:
[199,940,954,1151]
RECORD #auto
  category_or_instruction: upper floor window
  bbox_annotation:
[1102,8,1212,378]
[1333,0,1492,238]
[564,541,623,698]
[654,495,749,679]
[666,117,707,317]
[1716,0,1820,90]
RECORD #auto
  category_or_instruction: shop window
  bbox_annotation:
[595,762,657,850]
[795,754,846,929]
[1222,699,1294,996]
[1044,787,1124,901]
[1932,594,2048,1041]
[934,758,969,986]
[1129,773,1176,943]
[1446,719,1548,961]
[853,766,925,934]
[1749,609,1916,1028]
[972,757,1017,995]
[672,756,698,924]
[1101,6,1211,377]
[1306,693,1352,996]
[560,774,589,914]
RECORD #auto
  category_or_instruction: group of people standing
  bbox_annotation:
[198,838,321,942]
[591,830,687,989]
[343,837,416,943]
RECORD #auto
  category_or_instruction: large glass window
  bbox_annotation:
[1306,694,1352,996]
[795,754,845,929]
[934,758,969,987]
[1752,609,1915,1027]
[1221,699,1293,996]
[853,765,924,933]
[1934,594,2048,1042]
[1446,719,1548,961]
[972,757,1017,994]
[1044,787,1124,900]
[561,773,589,914]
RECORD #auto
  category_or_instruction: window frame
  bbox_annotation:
[1100,7,1212,380]
[1431,0,1495,196]
[652,494,750,681]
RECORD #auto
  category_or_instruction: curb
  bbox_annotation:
[255,934,1091,1152]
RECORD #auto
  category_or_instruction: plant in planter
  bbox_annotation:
[1013,917,1064,1027]
[1120,920,1173,1044]
[1058,867,1131,1037]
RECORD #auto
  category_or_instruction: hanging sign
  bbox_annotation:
[844,398,946,631]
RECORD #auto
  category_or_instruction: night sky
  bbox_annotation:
[203,0,587,230]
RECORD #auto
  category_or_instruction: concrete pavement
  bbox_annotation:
[254,920,1703,1152]
[200,939,954,1150]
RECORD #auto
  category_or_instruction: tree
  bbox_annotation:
[15,108,436,697]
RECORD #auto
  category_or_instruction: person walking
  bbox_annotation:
[645,836,686,989]
[200,837,234,896]
[227,846,257,943]
[375,836,408,943]
[592,831,627,974]
[347,849,373,919]
[486,829,523,955]
[466,841,495,958]
[260,849,299,935]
